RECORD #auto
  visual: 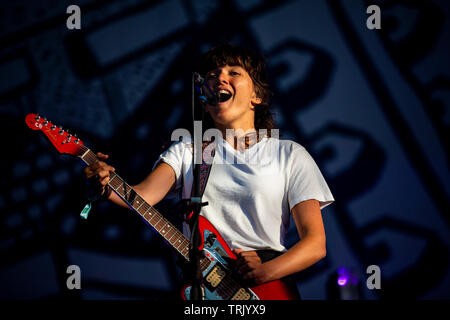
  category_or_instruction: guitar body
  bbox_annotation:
[181,216,298,300]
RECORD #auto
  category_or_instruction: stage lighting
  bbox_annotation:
[327,267,361,300]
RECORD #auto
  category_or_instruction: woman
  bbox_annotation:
[84,44,334,299]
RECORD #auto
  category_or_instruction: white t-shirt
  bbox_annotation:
[154,136,334,252]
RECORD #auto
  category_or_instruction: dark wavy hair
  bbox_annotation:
[198,44,276,136]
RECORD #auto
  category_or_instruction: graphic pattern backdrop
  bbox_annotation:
[0,0,449,300]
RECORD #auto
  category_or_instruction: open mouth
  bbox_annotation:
[218,89,232,103]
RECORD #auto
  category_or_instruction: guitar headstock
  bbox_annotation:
[25,113,85,157]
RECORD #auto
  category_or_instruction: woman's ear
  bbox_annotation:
[251,91,262,106]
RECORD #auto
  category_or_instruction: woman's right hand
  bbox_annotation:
[83,152,115,196]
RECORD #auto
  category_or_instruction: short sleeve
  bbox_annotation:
[287,145,334,211]
[152,140,187,192]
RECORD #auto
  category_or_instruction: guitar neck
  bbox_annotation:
[78,146,191,261]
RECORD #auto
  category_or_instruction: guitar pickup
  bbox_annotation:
[231,287,251,300]
[205,265,226,289]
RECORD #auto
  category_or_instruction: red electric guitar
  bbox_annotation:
[25,113,298,300]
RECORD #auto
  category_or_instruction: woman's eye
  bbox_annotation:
[230,71,240,76]
[206,73,217,79]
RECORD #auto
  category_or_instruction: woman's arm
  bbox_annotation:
[234,199,326,284]
[84,152,176,208]
[132,161,176,206]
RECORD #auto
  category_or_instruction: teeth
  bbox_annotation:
[217,89,232,102]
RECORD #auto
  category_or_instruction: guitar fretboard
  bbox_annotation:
[79,146,209,268]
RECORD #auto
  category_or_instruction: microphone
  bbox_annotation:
[193,72,219,106]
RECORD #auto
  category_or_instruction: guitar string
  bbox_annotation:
[80,146,188,247]
[82,147,210,260]
[80,146,214,271]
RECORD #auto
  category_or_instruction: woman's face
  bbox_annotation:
[205,65,261,130]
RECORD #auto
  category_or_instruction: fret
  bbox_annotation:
[130,195,145,211]
[183,238,190,249]
[109,174,121,190]
[143,210,161,227]
[144,212,164,233]
[181,246,189,258]
[168,233,183,249]
[166,228,177,241]
[204,258,211,267]
[80,149,90,160]
[153,217,166,231]
[115,182,133,199]
[114,184,128,197]
[124,188,139,206]
[139,207,190,260]
[148,211,162,226]
[108,174,133,199]
[170,230,183,243]
[181,238,189,254]
[173,234,185,250]
[86,152,98,166]
[177,243,189,259]
[123,187,134,201]
[200,258,210,272]
[143,210,155,224]
[142,211,152,221]
[160,222,172,237]
[79,148,96,166]
[137,201,151,216]
[172,234,182,250]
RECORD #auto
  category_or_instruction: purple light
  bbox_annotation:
[337,267,347,275]
[337,276,348,286]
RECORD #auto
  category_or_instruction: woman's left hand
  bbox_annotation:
[233,248,271,285]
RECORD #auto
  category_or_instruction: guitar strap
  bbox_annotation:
[184,140,216,223]
[196,141,216,197]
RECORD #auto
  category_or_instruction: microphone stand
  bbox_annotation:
[187,72,208,300]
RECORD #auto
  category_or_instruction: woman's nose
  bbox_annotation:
[217,71,229,84]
